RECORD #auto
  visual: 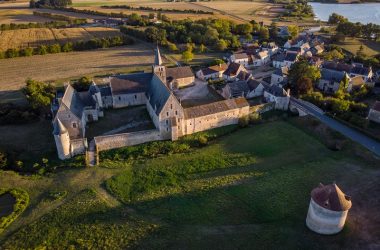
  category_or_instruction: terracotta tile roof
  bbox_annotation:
[311,183,352,212]
[184,97,249,119]
[201,64,228,76]
[233,53,249,60]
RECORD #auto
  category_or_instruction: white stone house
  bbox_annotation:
[283,52,299,68]
[251,51,270,67]
[350,64,373,83]
[272,53,286,69]
[317,68,351,94]
[271,67,288,87]
[196,64,228,81]
[368,101,380,124]
[230,53,250,67]
[263,85,290,110]
[262,42,279,56]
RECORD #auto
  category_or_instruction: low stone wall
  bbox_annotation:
[94,129,162,152]
[70,138,87,156]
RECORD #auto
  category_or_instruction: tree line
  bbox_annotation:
[0,36,134,59]
[0,21,77,31]
[101,5,213,15]
[33,11,87,25]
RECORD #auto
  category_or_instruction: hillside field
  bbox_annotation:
[0,120,379,249]
[0,27,123,50]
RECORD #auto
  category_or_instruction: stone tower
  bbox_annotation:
[306,183,352,235]
[153,46,166,82]
[53,118,71,160]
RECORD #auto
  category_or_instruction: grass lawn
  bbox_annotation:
[85,105,154,139]
[0,119,379,249]
[336,37,380,57]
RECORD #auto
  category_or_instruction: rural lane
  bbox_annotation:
[291,98,380,157]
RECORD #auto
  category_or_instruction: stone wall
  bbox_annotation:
[94,129,162,152]
[112,92,147,108]
[70,138,87,156]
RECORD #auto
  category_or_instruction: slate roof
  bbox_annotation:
[321,68,346,82]
[147,73,171,115]
[273,53,286,62]
[166,66,194,82]
[247,79,262,91]
[223,62,242,76]
[372,101,380,112]
[323,61,352,73]
[227,81,250,97]
[100,86,112,97]
[351,65,371,76]
[266,85,287,97]
[110,73,152,95]
[311,183,352,212]
[273,67,288,77]
[60,84,86,118]
[284,52,298,62]
[236,71,252,81]
[184,97,249,119]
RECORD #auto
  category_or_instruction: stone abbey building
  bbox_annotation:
[52,47,250,160]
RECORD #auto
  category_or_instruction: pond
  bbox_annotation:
[309,2,380,24]
[0,193,16,218]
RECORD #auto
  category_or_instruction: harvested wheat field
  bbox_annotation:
[0,27,123,50]
[0,44,153,101]
[0,2,54,24]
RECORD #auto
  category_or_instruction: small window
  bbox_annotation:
[134,95,137,99]
[171,104,173,109]
[118,96,121,101]
[167,112,169,117]
[166,127,169,132]
[166,120,168,125]
[68,114,70,118]
[72,122,77,128]
[175,110,178,115]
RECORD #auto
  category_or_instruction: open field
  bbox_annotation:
[336,37,380,56]
[0,44,154,103]
[0,2,53,24]
[0,119,379,248]
[0,27,122,50]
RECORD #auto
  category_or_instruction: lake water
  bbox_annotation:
[309,2,380,24]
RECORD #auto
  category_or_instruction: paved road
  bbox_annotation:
[291,98,380,157]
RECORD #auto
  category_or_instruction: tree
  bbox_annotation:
[269,22,278,39]
[29,0,36,8]
[6,48,19,58]
[328,13,348,24]
[356,45,366,59]
[22,79,55,111]
[49,43,61,54]
[330,32,346,43]
[296,77,313,95]
[167,42,178,52]
[73,76,92,91]
[198,44,206,53]
[259,27,269,40]
[216,39,227,51]
[20,47,34,57]
[288,59,321,95]
[37,45,48,55]
[182,50,194,63]
[62,42,73,52]
[324,49,344,60]
[288,25,299,39]
[236,23,253,36]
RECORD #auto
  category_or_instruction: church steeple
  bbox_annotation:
[154,45,162,66]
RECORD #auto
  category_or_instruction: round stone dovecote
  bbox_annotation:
[306,183,352,235]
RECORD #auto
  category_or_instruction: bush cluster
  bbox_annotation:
[0,103,39,125]
[0,36,134,59]
[33,11,87,24]
[0,188,29,234]
[0,21,74,31]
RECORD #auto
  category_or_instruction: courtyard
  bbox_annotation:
[85,105,155,139]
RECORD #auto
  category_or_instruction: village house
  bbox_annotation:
[283,51,299,68]
[271,67,288,87]
[310,44,324,56]
[349,64,373,83]
[196,63,228,81]
[230,52,250,67]
[262,42,279,56]
[317,68,351,94]
[251,50,270,67]
[368,101,380,124]
[264,85,290,110]
[272,53,286,69]
[223,62,248,81]
[52,47,250,160]
[222,79,266,99]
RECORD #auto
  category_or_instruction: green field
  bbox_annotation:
[0,120,379,249]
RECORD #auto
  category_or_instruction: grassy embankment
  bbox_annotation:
[1,120,378,249]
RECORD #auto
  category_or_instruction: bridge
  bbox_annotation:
[289,97,324,117]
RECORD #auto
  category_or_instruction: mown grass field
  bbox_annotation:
[336,37,380,57]
[0,120,379,249]
[0,27,122,50]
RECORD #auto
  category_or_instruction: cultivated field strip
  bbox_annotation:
[0,27,123,50]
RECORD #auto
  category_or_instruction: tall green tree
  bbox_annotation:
[22,79,55,111]
[182,49,194,63]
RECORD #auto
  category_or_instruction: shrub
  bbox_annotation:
[49,43,61,53]
[249,112,261,124]
[37,45,48,55]
[238,115,249,127]
[0,151,7,169]
[5,48,19,58]
[0,188,29,234]
[198,135,208,146]
[46,190,67,201]
[20,47,34,57]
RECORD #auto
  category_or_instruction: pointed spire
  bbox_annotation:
[53,118,67,135]
[154,45,162,66]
